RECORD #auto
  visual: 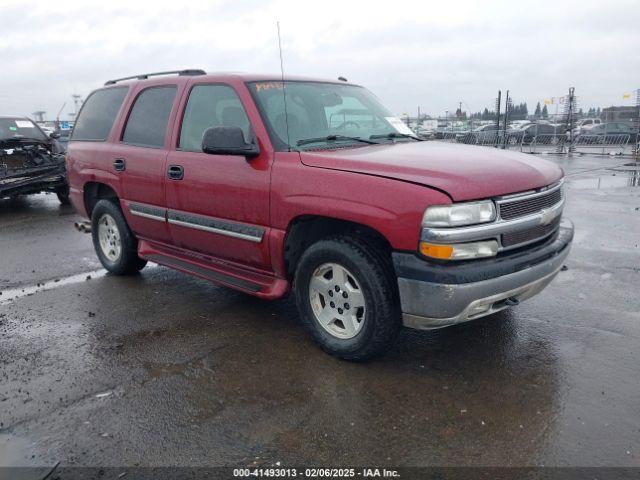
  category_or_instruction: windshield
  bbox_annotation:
[248,81,416,150]
[0,118,48,142]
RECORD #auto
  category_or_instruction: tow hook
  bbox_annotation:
[74,221,92,233]
[504,297,520,306]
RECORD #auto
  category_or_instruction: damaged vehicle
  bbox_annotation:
[0,116,69,204]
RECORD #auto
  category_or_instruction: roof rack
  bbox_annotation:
[104,69,206,86]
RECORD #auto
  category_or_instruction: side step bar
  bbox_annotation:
[145,253,262,293]
[137,240,290,299]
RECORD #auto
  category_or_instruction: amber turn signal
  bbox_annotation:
[419,239,499,260]
[419,242,454,259]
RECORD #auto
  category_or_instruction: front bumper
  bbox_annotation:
[393,220,574,330]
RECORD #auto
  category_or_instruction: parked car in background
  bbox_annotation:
[67,70,573,360]
[0,116,69,203]
[516,123,566,144]
[579,122,637,143]
[509,120,532,130]
[456,124,499,144]
[572,117,602,136]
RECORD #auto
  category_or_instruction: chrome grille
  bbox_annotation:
[502,217,561,248]
[499,187,563,220]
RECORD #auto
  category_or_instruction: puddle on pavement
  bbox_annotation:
[142,356,215,384]
[567,170,640,190]
[0,269,107,305]
[0,434,33,466]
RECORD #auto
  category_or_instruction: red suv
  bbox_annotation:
[67,69,573,360]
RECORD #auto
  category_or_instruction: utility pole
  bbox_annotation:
[557,87,577,154]
[635,89,640,156]
[494,90,502,147]
[502,90,511,149]
[55,102,66,130]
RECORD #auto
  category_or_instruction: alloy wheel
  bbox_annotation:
[97,213,122,262]
[308,262,366,339]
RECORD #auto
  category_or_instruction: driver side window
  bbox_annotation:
[179,84,251,152]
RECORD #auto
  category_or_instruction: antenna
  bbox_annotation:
[277,21,292,151]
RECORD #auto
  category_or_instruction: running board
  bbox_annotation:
[145,253,261,292]
[138,242,290,299]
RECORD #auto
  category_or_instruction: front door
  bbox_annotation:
[165,83,272,270]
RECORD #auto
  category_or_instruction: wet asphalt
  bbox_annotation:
[0,153,639,470]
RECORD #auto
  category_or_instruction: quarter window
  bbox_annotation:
[179,85,251,152]
[71,87,128,141]
[123,86,177,148]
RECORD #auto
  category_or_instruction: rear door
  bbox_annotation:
[111,84,179,244]
[164,81,273,270]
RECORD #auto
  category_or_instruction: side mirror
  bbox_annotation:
[201,126,260,158]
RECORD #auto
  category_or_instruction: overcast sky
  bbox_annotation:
[1,0,638,120]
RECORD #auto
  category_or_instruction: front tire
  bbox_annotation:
[294,235,401,361]
[91,199,147,275]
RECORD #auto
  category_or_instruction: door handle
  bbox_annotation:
[113,158,126,171]
[167,164,184,180]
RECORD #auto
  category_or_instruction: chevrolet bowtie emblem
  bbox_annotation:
[539,208,555,225]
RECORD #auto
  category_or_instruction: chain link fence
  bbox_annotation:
[423,87,639,158]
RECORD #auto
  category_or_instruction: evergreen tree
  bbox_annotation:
[534,102,541,119]
[541,104,548,119]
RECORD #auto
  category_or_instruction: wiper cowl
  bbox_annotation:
[369,132,422,141]
[296,135,379,147]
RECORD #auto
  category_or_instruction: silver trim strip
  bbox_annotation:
[167,218,263,243]
[130,210,165,222]
[495,180,563,202]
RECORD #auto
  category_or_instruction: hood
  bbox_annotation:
[300,141,563,202]
[0,136,53,150]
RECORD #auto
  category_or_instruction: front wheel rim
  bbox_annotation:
[308,262,366,339]
[97,213,122,262]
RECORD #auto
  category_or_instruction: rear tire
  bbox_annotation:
[91,199,147,275]
[294,235,401,361]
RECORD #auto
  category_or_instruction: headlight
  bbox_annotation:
[422,200,496,227]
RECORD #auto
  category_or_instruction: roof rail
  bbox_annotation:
[104,69,206,86]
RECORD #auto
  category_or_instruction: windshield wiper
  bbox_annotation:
[369,132,423,141]
[296,135,380,147]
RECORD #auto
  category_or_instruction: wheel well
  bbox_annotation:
[283,216,392,280]
[84,182,118,216]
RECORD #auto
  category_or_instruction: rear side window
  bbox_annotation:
[179,84,251,152]
[122,86,177,148]
[71,87,128,141]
